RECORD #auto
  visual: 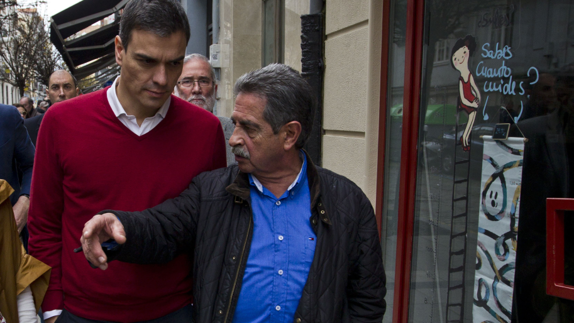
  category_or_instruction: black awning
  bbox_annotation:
[50,0,127,86]
[51,0,128,39]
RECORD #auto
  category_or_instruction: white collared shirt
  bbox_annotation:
[107,77,171,136]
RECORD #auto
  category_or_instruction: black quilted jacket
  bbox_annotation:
[112,158,386,323]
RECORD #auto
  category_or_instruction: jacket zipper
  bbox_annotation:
[223,213,252,322]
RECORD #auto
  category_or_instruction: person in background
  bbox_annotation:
[25,70,79,147]
[81,64,386,323]
[14,104,27,119]
[46,70,79,105]
[175,54,235,165]
[19,97,38,118]
[36,100,50,114]
[27,0,226,322]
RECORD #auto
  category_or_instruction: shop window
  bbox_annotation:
[262,0,284,65]
[434,39,450,63]
[397,0,574,322]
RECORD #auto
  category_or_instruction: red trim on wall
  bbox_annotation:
[546,198,574,301]
[392,0,425,322]
[375,0,392,236]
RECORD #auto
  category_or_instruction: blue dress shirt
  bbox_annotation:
[233,153,316,323]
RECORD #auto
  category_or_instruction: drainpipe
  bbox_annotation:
[301,0,324,166]
[212,0,219,44]
[309,0,322,14]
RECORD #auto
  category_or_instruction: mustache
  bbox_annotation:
[231,146,250,159]
[187,95,206,103]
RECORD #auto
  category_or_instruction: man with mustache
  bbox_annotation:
[27,0,226,322]
[175,54,235,165]
[81,64,386,323]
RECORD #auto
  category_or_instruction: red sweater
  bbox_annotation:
[28,88,226,321]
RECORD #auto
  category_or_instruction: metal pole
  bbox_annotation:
[301,2,323,165]
[212,0,219,44]
[309,0,322,15]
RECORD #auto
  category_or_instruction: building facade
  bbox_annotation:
[197,0,574,322]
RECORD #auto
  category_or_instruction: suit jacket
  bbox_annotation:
[513,107,573,321]
[24,114,44,147]
[0,104,34,206]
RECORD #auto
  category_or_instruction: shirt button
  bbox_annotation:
[296,319,302,323]
[278,269,283,275]
[276,201,281,206]
[275,305,281,311]
[278,235,284,241]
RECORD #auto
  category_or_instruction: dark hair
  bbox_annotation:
[450,35,477,69]
[234,64,316,149]
[119,0,190,51]
[49,70,78,88]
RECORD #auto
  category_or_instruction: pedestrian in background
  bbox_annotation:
[19,97,38,118]
[175,53,235,165]
[14,104,27,119]
[25,70,79,147]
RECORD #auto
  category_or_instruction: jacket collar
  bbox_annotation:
[225,149,332,225]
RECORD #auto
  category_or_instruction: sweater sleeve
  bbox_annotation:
[27,110,65,313]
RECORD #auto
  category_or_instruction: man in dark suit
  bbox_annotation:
[25,70,79,146]
[512,73,574,322]
[0,104,34,238]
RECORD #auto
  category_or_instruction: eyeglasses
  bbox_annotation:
[177,78,213,88]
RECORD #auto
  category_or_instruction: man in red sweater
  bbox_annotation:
[27,0,226,322]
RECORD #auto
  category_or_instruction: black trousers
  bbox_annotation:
[57,304,193,323]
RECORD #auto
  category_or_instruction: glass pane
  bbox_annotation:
[381,0,407,321]
[262,0,283,65]
[263,0,277,66]
[408,0,574,322]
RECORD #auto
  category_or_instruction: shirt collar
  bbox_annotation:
[249,151,307,194]
[107,76,171,119]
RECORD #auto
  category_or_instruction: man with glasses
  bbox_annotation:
[175,54,235,165]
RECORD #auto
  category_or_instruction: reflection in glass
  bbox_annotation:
[405,0,574,322]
